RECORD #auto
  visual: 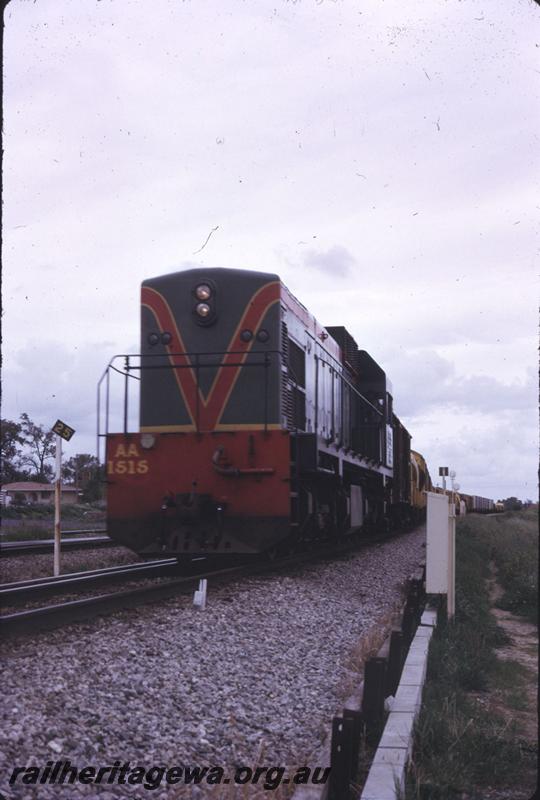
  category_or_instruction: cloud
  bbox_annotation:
[386,350,536,418]
[385,351,538,500]
[408,411,538,501]
[1,341,137,461]
[302,246,357,277]
[2,0,536,502]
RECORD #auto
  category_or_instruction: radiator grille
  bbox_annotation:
[288,339,306,388]
[281,325,306,430]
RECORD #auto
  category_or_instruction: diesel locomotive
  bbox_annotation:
[99,268,450,559]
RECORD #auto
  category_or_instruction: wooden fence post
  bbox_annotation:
[401,601,414,645]
[361,657,387,741]
[386,629,404,696]
[329,715,355,799]
[343,708,363,781]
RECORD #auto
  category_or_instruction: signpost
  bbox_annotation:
[427,467,457,619]
[448,499,456,618]
[438,466,449,492]
[426,491,450,594]
[51,420,76,576]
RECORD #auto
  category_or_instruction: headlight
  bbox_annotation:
[196,302,211,318]
[140,433,156,449]
[195,284,212,301]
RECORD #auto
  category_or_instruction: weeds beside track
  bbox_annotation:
[406,509,538,800]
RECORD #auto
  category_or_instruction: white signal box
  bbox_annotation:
[426,491,455,618]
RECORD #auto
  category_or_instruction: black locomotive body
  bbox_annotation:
[103,268,418,558]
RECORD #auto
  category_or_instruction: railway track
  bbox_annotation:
[1,558,182,605]
[0,527,415,636]
[0,561,251,635]
[0,534,112,557]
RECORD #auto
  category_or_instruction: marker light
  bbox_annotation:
[196,302,211,318]
[148,332,160,346]
[161,332,172,345]
[195,284,212,301]
[240,329,253,342]
[256,329,269,343]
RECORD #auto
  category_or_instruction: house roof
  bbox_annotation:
[1,482,79,492]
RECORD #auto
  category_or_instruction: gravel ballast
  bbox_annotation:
[0,547,138,584]
[1,526,425,799]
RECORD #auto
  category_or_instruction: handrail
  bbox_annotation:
[96,350,282,463]
[97,348,384,466]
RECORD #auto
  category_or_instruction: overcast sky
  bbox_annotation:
[3,0,538,500]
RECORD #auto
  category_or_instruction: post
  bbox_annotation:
[427,490,455,621]
[361,657,387,740]
[439,466,449,495]
[123,356,129,435]
[387,630,404,696]
[343,709,363,780]
[54,434,62,576]
[329,715,354,799]
[401,600,416,646]
[193,578,207,610]
[448,506,456,618]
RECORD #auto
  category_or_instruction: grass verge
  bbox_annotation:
[406,510,538,799]
[1,501,105,520]
[1,503,105,541]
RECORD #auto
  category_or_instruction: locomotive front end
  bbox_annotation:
[105,268,291,558]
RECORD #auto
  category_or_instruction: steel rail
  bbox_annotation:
[0,536,113,557]
[0,558,181,604]
[0,563,252,635]
[0,528,106,536]
[0,526,417,635]
[55,528,106,535]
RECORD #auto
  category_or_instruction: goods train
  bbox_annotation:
[460,494,495,514]
[99,268,493,559]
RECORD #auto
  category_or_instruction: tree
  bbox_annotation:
[18,413,56,482]
[1,419,25,483]
[62,453,102,502]
[502,496,522,511]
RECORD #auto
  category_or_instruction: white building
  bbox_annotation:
[1,482,80,506]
